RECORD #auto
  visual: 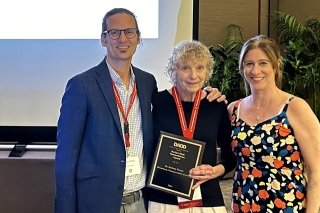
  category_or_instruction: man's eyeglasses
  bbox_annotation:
[103,28,138,40]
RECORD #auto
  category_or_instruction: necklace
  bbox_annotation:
[249,89,279,122]
[250,95,263,121]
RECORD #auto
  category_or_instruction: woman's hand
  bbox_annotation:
[189,164,225,190]
[203,86,227,103]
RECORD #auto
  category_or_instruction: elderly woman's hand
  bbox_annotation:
[189,164,225,190]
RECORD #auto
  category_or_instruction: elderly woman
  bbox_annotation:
[147,40,236,213]
[228,35,320,212]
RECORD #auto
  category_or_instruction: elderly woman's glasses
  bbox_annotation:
[103,28,138,40]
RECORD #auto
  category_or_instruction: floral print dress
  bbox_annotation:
[230,97,306,213]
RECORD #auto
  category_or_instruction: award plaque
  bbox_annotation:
[147,131,205,199]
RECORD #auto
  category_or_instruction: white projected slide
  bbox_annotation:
[0,0,158,39]
[0,0,192,126]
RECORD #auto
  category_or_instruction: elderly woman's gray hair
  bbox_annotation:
[164,40,215,85]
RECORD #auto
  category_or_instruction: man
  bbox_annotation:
[55,8,223,213]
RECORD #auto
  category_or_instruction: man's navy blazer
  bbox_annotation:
[55,59,158,213]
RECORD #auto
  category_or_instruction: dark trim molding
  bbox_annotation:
[193,0,199,40]
[258,0,261,34]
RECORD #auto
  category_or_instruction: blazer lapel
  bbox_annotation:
[95,61,123,137]
[133,67,149,132]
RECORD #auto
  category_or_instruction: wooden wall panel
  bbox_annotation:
[199,0,269,45]
[198,0,319,46]
[278,0,320,22]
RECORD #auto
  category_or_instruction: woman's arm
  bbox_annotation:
[189,103,236,189]
[287,97,320,213]
[217,104,236,175]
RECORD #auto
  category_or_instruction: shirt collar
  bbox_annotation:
[106,62,135,88]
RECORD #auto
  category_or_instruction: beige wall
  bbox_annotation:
[198,0,320,46]
[176,0,193,44]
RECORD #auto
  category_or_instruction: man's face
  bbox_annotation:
[101,13,140,65]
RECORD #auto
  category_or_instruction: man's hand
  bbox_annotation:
[203,86,227,104]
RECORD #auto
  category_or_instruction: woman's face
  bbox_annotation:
[243,48,276,92]
[175,59,207,101]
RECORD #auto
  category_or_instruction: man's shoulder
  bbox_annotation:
[69,69,96,84]
[71,60,106,80]
[132,66,157,91]
[132,66,155,78]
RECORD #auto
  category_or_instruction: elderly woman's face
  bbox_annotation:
[175,59,207,100]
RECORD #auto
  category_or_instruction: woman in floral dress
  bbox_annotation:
[228,35,320,213]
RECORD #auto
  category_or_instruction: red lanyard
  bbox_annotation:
[171,87,201,139]
[112,81,137,148]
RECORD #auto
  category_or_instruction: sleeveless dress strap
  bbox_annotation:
[232,100,242,122]
[283,96,295,112]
